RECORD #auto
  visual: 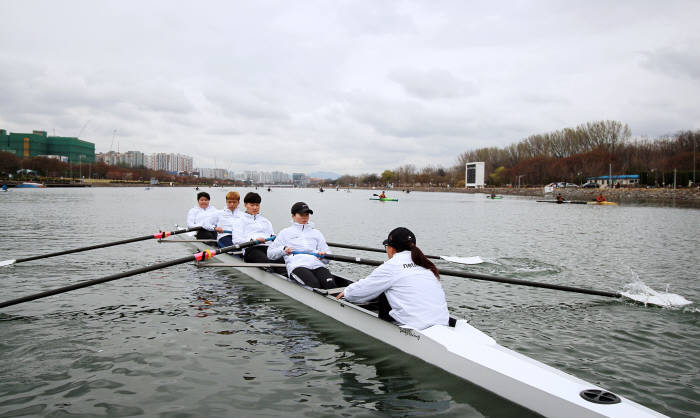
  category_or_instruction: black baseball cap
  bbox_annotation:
[382,227,416,251]
[291,201,313,214]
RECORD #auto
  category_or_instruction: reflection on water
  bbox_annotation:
[0,187,698,416]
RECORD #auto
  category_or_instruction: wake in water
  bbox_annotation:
[620,280,693,308]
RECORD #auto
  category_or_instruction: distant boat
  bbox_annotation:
[15,182,45,188]
[536,200,587,205]
[587,201,618,206]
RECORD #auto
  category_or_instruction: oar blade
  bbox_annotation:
[620,291,693,308]
[0,259,16,267]
[440,256,484,265]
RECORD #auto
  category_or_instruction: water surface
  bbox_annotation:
[1,187,698,416]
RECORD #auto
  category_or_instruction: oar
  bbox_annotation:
[296,252,681,307]
[0,238,266,309]
[0,226,204,267]
[326,242,483,265]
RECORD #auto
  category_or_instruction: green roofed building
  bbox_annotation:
[0,129,95,163]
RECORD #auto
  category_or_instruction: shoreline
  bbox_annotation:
[400,186,700,205]
[5,180,699,206]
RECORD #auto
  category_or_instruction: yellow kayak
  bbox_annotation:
[587,201,618,205]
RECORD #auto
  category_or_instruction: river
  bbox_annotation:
[1,187,698,417]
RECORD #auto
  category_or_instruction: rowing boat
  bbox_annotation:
[171,232,664,417]
[369,197,399,201]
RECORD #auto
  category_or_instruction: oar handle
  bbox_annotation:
[291,250,324,258]
[0,236,259,309]
[321,254,621,299]
[326,242,441,260]
[11,226,204,264]
[221,234,276,242]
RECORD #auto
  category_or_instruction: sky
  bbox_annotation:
[1,1,698,174]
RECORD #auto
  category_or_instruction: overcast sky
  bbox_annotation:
[1,1,698,174]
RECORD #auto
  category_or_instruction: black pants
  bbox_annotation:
[375,293,393,322]
[217,235,233,247]
[244,246,286,274]
[290,267,337,289]
[196,229,217,240]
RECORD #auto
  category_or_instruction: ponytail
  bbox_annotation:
[408,242,440,280]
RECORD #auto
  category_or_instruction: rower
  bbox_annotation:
[336,227,449,330]
[596,193,606,202]
[267,202,337,289]
[210,191,242,248]
[490,191,496,199]
[556,193,565,203]
[379,191,387,199]
[186,192,218,240]
[235,192,280,264]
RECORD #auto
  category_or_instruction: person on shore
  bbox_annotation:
[235,192,279,263]
[336,227,449,330]
[596,193,606,202]
[209,191,242,247]
[556,193,565,203]
[186,192,218,240]
[267,202,337,289]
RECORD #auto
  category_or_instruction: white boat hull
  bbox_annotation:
[175,233,665,417]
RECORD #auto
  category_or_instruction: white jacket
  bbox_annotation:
[234,212,275,250]
[343,251,449,330]
[186,205,218,230]
[208,208,243,241]
[267,221,331,275]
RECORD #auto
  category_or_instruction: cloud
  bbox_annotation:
[640,44,700,80]
[388,68,479,100]
[0,1,699,174]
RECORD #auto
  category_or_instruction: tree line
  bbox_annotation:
[329,121,698,187]
[2,120,697,187]
[0,153,220,185]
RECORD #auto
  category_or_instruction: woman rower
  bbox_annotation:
[336,227,449,330]
[186,192,218,240]
[267,202,337,289]
[209,191,242,247]
[235,192,280,263]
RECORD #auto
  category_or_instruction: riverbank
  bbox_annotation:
[4,179,699,205]
[398,186,700,204]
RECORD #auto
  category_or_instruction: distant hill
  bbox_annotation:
[309,171,341,180]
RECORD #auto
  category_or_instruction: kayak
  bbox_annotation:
[587,201,618,206]
[536,200,587,205]
[369,197,399,202]
[486,196,503,199]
